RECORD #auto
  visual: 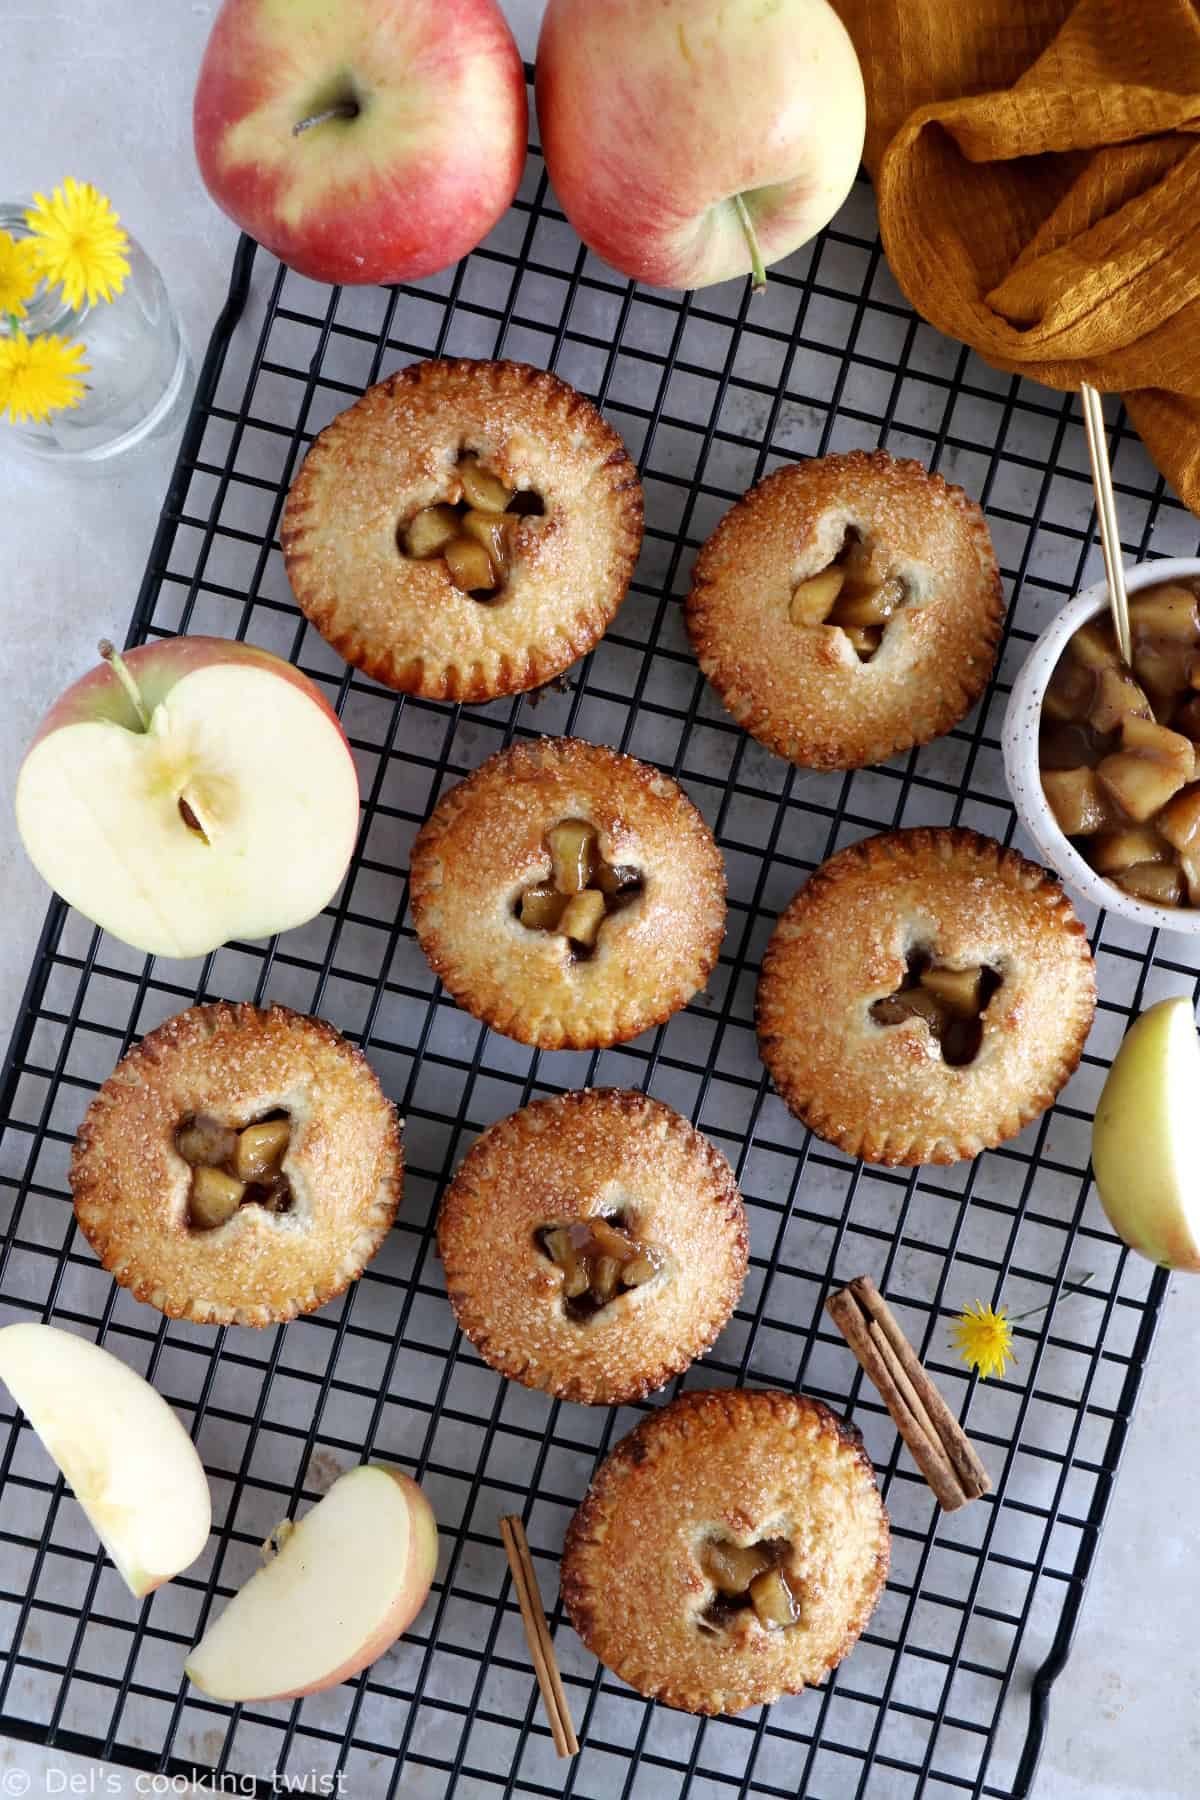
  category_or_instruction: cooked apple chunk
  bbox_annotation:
[1114,861,1184,905]
[559,888,606,947]
[519,882,568,930]
[547,819,596,893]
[702,1540,772,1595]
[190,1165,245,1231]
[829,578,905,629]
[920,964,984,1016]
[404,504,460,561]
[460,508,513,571]
[1088,665,1152,735]
[749,1565,802,1631]
[789,567,843,626]
[1042,654,1097,723]
[458,454,513,515]
[1157,784,1200,855]
[1088,827,1170,874]
[1070,619,1121,670]
[1043,767,1119,836]
[1121,714,1195,780]
[843,624,883,660]
[235,1119,291,1182]
[443,536,497,595]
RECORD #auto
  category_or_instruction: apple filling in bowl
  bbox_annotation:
[1040,584,1200,907]
[517,818,643,958]
[790,524,912,663]
[401,452,544,601]
[535,1211,664,1320]
[176,1112,293,1230]
[697,1536,802,1634]
[870,949,1002,1067]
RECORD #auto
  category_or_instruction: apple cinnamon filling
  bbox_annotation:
[535,1211,664,1320]
[400,453,545,601]
[789,525,912,663]
[1040,586,1200,907]
[517,818,643,959]
[697,1536,801,1634]
[176,1111,293,1231]
[870,950,1002,1067]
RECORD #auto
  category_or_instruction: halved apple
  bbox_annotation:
[1091,995,1200,1270]
[0,1322,211,1596]
[15,636,360,959]
[185,1464,437,1701]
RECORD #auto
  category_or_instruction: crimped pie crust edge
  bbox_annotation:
[71,1002,403,1327]
[561,1387,891,1715]
[438,1089,748,1404]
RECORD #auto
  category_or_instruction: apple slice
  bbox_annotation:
[0,1322,211,1596]
[185,1464,437,1701]
[15,637,360,959]
[1091,995,1200,1271]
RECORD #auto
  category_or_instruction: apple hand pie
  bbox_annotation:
[438,1089,747,1404]
[561,1388,890,1715]
[757,828,1096,1166]
[281,358,643,703]
[686,449,1003,770]
[71,1003,403,1326]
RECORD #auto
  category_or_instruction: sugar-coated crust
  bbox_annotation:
[686,451,1004,770]
[409,737,727,1049]
[438,1090,747,1405]
[561,1388,890,1715]
[281,358,643,702]
[757,829,1096,1167]
[71,1004,403,1327]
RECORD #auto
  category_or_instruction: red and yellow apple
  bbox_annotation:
[1092,995,1200,1271]
[536,0,866,292]
[193,0,528,286]
[0,1323,211,1597]
[185,1464,438,1700]
[15,636,360,960]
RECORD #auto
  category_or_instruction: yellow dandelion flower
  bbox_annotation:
[0,231,42,320]
[951,1300,1015,1382]
[25,178,130,311]
[0,332,89,425]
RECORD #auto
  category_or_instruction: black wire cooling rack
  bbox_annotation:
[1,80,1195,1800]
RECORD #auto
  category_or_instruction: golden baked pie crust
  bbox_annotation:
[686,450,1004,770]
[438,1089,747,1405]
[409,736,727,1049]
[757,828,1096,1166]
[71,1003,403,1326]
[281,358,643,702]
[561,1388,890,1715]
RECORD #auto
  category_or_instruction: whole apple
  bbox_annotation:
[536,0,866,291]
[15,637,360,960]
[193,0,528,286]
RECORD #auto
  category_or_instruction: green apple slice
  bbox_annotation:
[1092,995,1200,1270]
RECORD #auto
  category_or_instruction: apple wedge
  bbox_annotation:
[185,1464,437,1701]
[1092,995,1200,1271]
[0,1322,210,1596]
[15,636,360,960]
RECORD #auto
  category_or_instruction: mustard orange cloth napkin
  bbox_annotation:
[830,0,1200,514]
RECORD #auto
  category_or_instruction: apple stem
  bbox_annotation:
[98,639,150,732]
[1008,1271,1095,1323]
[733,195,768,297]
[292,100,359,137]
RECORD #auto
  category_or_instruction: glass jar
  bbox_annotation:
[0,202,193,465]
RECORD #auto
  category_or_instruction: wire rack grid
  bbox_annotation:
[1,77,1196,1800]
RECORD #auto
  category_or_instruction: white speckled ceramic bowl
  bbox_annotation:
[1003,557,1200,936]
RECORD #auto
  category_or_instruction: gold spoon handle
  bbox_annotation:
[1080,381,1133,667]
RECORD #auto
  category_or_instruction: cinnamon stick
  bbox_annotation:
[500,1514,579,1758]
[826,1275,991,1512]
